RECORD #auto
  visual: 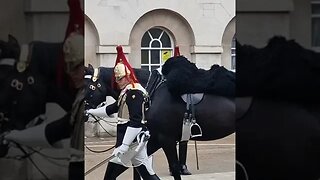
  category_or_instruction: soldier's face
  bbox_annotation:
[68,63,84,89]
[116,76,129,89]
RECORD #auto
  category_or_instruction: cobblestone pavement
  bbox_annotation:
[85,133,235,180]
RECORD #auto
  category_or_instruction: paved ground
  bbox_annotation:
[85,133,235,180]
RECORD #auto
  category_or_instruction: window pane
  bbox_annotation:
[151,50,160,64]
[141,66,150,71]
[151,66,160,71]
[141,50,149,64]
[312,18,320,46]
[141,32,151,47]
[231,56,236,70]
[149,28,162,39]
[312,4,320,14]
[161,50,172,63]
[151,40,160,47]
[232,37,236,47]
[161,32,171,47]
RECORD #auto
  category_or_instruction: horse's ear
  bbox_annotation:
[8,34,18,45]
[84,64,94,75]
[88,64,94,71]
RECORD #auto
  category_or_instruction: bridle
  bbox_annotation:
[84,67,117,153]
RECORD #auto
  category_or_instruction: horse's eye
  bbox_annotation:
[27,76,35,84]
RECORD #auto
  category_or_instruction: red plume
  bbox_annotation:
[56,0,84,87]
[112,46,139,89]
[174,46,180,57]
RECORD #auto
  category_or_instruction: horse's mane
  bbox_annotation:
[161,56,235,97]
[237,36,320,102]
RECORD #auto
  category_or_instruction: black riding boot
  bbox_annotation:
[135,164,160,180]
[180,165,192,175]
[103,162,128,180]
[179,141,192,175]
[133,167,142,180]
[69,161,84,180]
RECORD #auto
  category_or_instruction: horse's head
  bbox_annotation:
[84,65,119,110]
[0,35,20,61]
[0,35,20,81]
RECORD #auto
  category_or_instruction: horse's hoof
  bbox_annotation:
[180,165,192,175]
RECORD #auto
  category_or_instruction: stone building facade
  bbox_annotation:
[85,0,236,70]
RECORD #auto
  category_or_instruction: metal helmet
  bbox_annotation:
[63,32,84,73]
[114,61,132,81]
[112,45,138,89]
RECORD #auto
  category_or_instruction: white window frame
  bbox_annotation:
[311,0,320,51]
[231,36,236,71]
[141,28,174,71]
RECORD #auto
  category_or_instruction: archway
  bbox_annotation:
[129,9,195,67]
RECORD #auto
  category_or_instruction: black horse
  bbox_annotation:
[0,35,72,132]
[236,36,320,180]
[84,63,235,180]
[0,35,74,179]
[236,97,320,180]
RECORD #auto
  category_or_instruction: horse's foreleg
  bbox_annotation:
[147,135,161,156]
[159,136,181,180]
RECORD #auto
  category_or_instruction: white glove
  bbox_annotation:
[113,144,129,157]
[86,104,109,117]
[4,123,52,148]
[112,127,142,157]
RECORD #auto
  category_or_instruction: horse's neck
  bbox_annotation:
[133,68,150,88]
[146,71,166,99]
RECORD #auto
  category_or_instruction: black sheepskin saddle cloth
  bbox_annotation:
[161,56,235,97]
[237,36,320,102]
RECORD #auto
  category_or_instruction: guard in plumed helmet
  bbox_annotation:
[86,46,160,180]
[62,30,85,180]
[63,31,85,88]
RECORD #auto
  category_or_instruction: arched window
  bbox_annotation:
[141,28,173,71]
[231,36,236,71]
[312,0,320,48]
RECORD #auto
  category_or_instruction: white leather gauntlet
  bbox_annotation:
[5,123,52,148]
[113,127,142,157]
[86,104,109,117]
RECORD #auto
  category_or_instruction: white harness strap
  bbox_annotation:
[0,58,15,66]
[92,68,99,82]
[17,44,31,72]
[19,44,29,62]
[84,75,92,79]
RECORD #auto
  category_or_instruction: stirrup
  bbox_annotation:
[190,122,202,138]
